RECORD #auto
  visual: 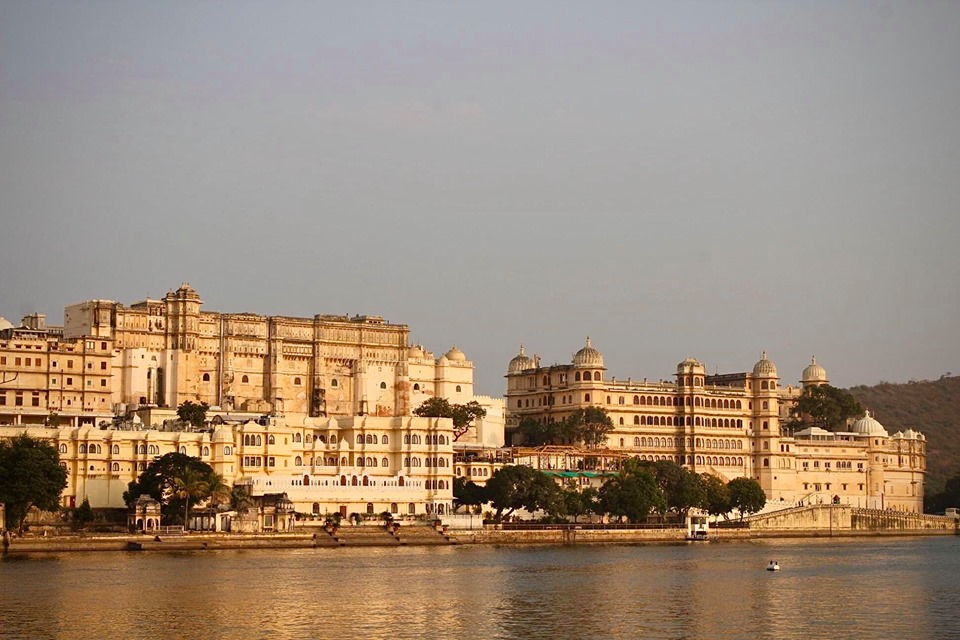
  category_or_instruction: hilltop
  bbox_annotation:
[848,375,960,494]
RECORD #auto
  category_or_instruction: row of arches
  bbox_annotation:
[356,434,389,445]
[697,456,744,466]
[403,434,449,445]
[573,371,602,382]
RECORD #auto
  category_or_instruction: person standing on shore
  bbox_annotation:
[2,529,10,555]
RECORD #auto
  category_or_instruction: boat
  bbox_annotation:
[766,561,780,571]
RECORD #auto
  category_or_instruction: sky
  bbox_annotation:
[1,2,958,396]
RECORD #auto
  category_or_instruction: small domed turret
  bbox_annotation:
[572,337,604,367]
[801,356,828,386]
[851,410,888,437]
[444,346,467,362]
[753,351,777,376]
[508,344,535,373]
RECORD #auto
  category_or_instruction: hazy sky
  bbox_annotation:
[2,2,958,396]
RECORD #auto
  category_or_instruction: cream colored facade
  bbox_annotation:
[0,315,114,427]
[0,414,455,517]
[2,283,503,443]
[505,341,926,512]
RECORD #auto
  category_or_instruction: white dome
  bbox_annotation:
[753,351,778,376]
[801,356,828,384]
[444,346,467,362]
[677,357,704,373]
[573,337,604,367]
[508,344,535,373]
[0,317,13,331]
[851,410,888,437]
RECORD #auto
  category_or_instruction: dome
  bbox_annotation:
[508,344,535,373]
[677,357,703,372]
[801,356,828,384]
[572,337,604,368]
[0,317,13,331]
[851,410,888,437]
[408,345,425,359]
[444,346,467,361]
[753,351,778,376]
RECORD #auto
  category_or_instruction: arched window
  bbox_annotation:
[382,457,389,467]
[633,395,640,405]
[404,457,410,467]
[294,433,301,443]
[404,434,410,444]
[413,383,420,391]
[295,456,303,466]
[380,382,387,390]
[331,379,338,388]
[363,476,370,486]
[79,444,87,454]
[619,417,624,425]
[352,476,358,486]
[399,476,405,487]
[367,456,375,467]
[268,435,275,445]
[202,446,209,456]
[584,393,590,402]
[618,396,625,405]
[606,396,611,404]
[294,377,302,386]
[761,380,768,390]
[330,435,337,444]
[357,435,364,444]
[241,375,249,383]
[762,401,769,410]
[366,502,374,514]
[575,372,581,381]
[59,444,67,454]
[358,457,365,467]
[455,385,462,392]
[633,416,640,425]
[408,502,415,514]
[179,446,187,454]
[202,373,210,382]
[224,446,232,455]
[381,434,388,445]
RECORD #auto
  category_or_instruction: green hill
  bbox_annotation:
[848,375,960,494]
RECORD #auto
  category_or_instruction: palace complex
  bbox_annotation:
[0,284,504,516]
[0,284,928,518]
[503,340,926,512]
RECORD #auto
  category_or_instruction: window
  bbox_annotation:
[268,435,275,445]
[58,444,67,453]
[15,392,23,406]
[179,447,187,454]
[381,435,388,444]
[413,383,421,391]
[112,445,120,454]
[331,379,338,388]
[455,385,462,393]
[380,382,387,389]
[66,377,73,385]
[111,463,120,471]
[241,375,249,383]
[294,377,302,386]
[202,373,210,382]
[101,361,107,370]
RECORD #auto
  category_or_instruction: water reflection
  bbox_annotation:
[1,538,958,639]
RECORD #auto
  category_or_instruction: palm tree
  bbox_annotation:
[205,472,232,510]
[173,467,209,530]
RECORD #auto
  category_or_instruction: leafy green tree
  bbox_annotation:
[453,477,487,511]
[727,477,767,520]
[787,384,864,433]
[649,460,707,518]
[205,472,233,509]
[43,412,61,427]
[0,434,68,533]
[485,465,563,521]
[563,407,614,448]
[231,484,255,514]
[701,473,731,517]
[177,401,210,428]
[73,497,95,526]
[124,452,216,522]
[563,483,598,523]
[925,469,960,513]
[598,468,666,523]
[413,397,487,441]
[517,417,559,447]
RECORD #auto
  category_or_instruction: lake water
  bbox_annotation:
[2,537,959,639]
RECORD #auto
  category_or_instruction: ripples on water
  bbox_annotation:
[2,537,959,639]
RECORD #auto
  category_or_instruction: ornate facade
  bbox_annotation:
[505,340,926,512]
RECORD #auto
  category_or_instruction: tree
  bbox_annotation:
[598,468,666,523]
[787,384,864,433]
[516,417,559,447]
[563,483,598,523]
[727,477,767,521]
[701,474,731,518]
[73,497,95,526]
[173,467,210,528]
[485,465,563,521]
[925,469,960,513]
[563,407,614,448]
[413,397,487,441]
[205,472,233,510]
[0,434,68,534]
[177,401,210,428]
[453,477,487,511]
[648,460,706,519]
[124,452,216,522]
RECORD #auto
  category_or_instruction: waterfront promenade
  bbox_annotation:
[4,505,957,554]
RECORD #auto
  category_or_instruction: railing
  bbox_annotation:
[495,522,684,531]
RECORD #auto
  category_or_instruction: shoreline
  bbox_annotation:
[2,525,956,555]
